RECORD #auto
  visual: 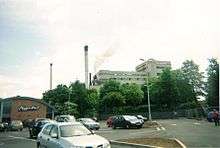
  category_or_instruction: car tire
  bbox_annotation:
[20,128,23,131]
[112,124,116,129]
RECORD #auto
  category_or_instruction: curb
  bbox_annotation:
[173,138,187,148]
[110,140,163,148]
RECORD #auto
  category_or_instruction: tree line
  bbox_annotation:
[42,58,219,118]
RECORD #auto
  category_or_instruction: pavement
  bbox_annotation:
[0,119,219,148]
[156,118,220,148]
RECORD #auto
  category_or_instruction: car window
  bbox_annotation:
[42,125,53,135]
[50,125,58,136]
[60,124,91,137]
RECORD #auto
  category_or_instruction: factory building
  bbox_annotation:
[136,58,171,77]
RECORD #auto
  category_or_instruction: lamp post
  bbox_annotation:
[140,59,152,121]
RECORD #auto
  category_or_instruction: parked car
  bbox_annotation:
[29,119,55,139]
[0,123,5,132]
[135,115,147,124]
[9,120,23,131]
[23,119,34,128]
[207,111,217,122]
[106,116,115,127]
[37,122,110,148]
[55,115,76,122]
[112,115,143,129]
[77,118,100,130]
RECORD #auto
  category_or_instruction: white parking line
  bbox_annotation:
[193,122,201,125]
[171,123,177,126]
[161,127,166,130]
[156,127,161,131]
[8,136,36,142]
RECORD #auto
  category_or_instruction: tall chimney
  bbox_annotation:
[89,73,92,86]
[50,63,53,90]
[84,45,89,89]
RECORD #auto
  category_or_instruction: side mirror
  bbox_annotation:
[51,133,58,139]
[91,130,95,134]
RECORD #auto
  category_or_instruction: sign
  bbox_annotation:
[18,105,40,112]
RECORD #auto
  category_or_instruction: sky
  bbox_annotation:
[0,0,219,98]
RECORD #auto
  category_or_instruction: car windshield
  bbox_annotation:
[123,116,138,121]
[60,124,92,137]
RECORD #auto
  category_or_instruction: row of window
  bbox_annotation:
[99,73,147,77]
[100,77,146,81]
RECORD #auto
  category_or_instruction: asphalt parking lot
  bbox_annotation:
[0,119,219,148]
[0,122,158,148]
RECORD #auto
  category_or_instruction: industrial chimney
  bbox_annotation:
[84,45,89,89]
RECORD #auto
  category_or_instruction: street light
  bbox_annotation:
[140,59,152,121]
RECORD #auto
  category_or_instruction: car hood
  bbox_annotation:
[61,134,108,147]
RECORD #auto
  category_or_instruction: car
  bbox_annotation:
[9,120,23,131]
[23,119,34,128]
[135,115,147,124]
[136,115,147,121]
[37,122,110,148]
[77,118,100,130]
[29,119,55,139]
[207,111,214,122]
[112,115,143,129]
[0,123,5,132]
[106,116,115,127]
[55,115,76,122]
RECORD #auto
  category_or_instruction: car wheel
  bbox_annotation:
[112,124,116,129]
[37,142,40,148]
[20,128,23,131]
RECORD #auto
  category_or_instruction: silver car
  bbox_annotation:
[37,122,110,148]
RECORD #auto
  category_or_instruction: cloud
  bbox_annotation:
[0,0,219,98]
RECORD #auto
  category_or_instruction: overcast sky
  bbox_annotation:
[0,0,219,98]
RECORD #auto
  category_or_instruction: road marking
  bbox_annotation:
[161,127,166,130]
[156,127,161,131]
[171,123,177,126]
[193,122,201,125]
[8,136,36,142]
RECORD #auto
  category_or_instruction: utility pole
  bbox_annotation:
[140,59,152,121]
[50,63,53,90]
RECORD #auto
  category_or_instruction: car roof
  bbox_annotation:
[46,121,82,126]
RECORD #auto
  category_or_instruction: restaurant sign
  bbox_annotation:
[18,105,40,112]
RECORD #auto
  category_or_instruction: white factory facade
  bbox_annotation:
[92,59,171,86]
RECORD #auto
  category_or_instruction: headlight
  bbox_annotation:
[104,142,111,148]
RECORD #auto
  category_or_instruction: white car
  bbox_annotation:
[37,122,110,148]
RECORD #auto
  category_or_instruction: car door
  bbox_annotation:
[40,124,53,147]
[47,125,61,148]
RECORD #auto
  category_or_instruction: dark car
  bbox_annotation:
[112,115,143,129]
[29,119,54,139]
[0,123,5,132]
[77,118,100,130]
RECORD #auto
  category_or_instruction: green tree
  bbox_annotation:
[99,80,121,99]
[121,83,143,106]
[150,68,180,111]
[69,81,88,117]
[181,60,205,96]
[85,89,99,117]
[206,58,219,107]
[102,92,125,108]
[43,84,79,116]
